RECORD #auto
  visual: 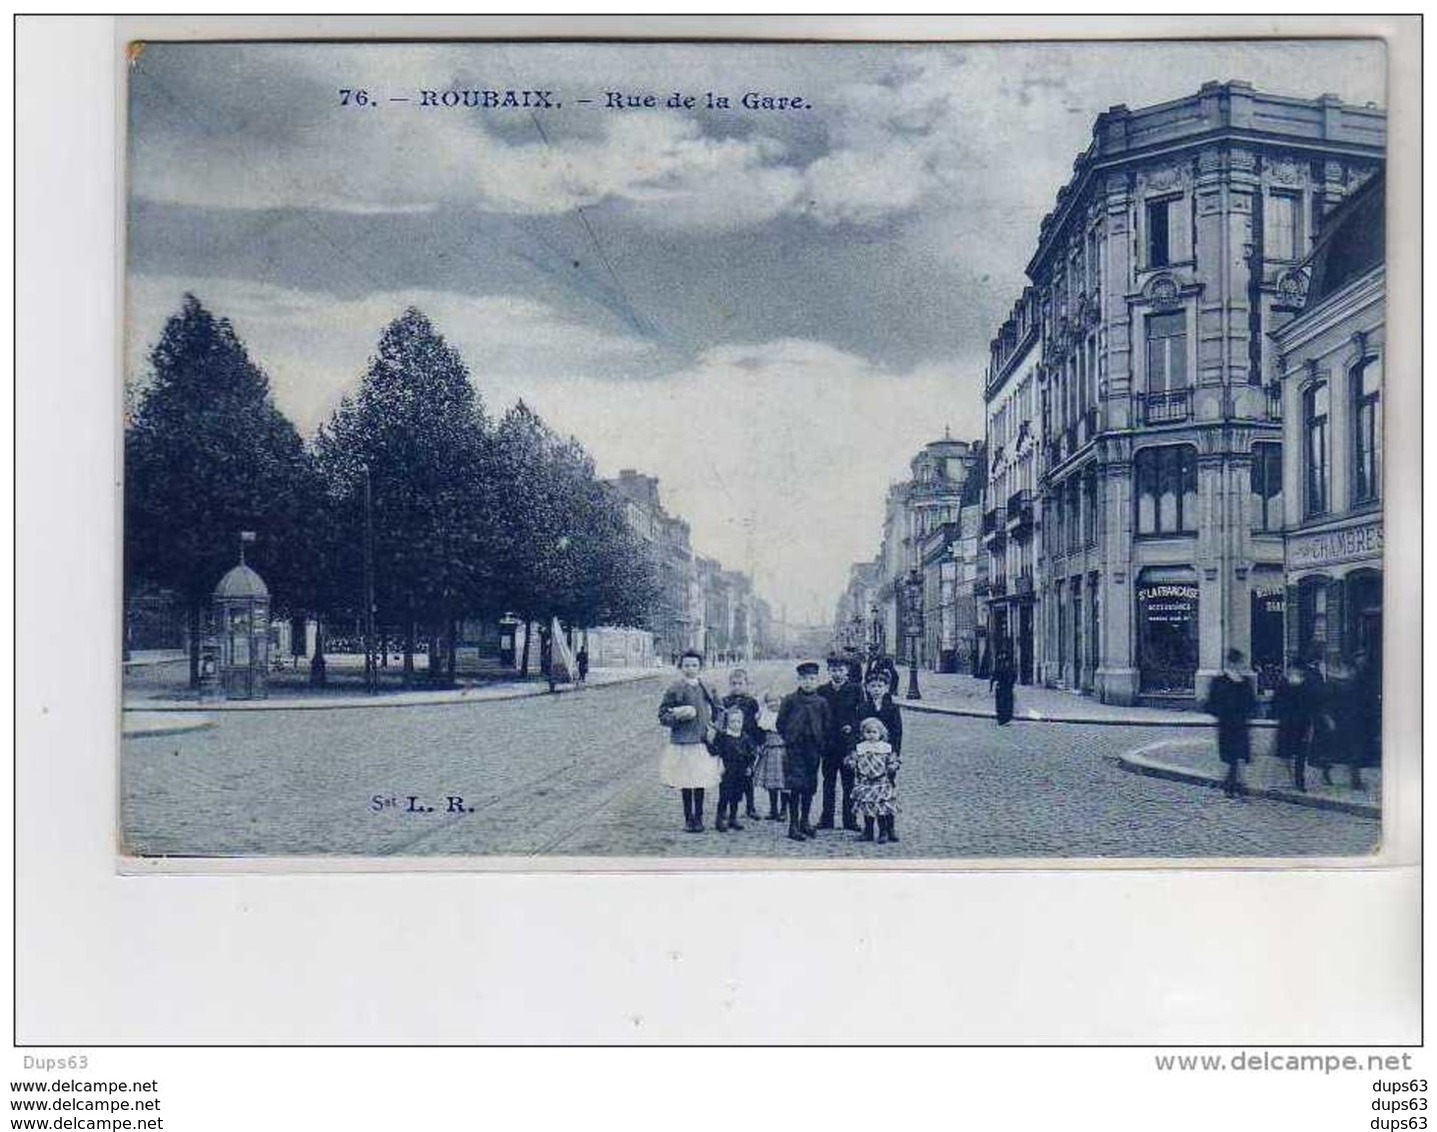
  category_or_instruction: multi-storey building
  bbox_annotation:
[868,435,979,671]
[834,557,882,652]
[987,82,1383,705]
[1271,171,1384,675]
[984,292,1043,683]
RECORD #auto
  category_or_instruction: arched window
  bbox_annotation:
[1304,379,1330,516]
[1351,354,1382,505]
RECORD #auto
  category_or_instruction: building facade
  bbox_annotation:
[985,82,1383,705]
[1271,172,1384,675]
[984,293,1043,684]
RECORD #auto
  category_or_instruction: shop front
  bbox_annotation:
[1135,566,1199,697]
[1287,516,1383,671]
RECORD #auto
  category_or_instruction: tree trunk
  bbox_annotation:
[446,616,458,683]
[309,619,328,687]
[188,602,202,689]
[519,615,532,677]
[403,619,415,685]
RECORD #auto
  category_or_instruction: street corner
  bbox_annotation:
[1117,736,1381,820]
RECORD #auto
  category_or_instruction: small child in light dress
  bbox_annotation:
[845,717,901,844]
[751,689,789,821]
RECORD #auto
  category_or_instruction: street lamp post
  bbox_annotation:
[904,569,923,701]
[363,464,376,695]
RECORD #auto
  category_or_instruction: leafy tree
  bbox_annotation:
[314,308,495,684]
[489,403,659,673]
[125,295,319,687]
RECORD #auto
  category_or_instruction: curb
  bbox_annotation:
[123,671,666,714]
[122,713,216,738]
[901,699,1278,729]
[1117,750,1380,819]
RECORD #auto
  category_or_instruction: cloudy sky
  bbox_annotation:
[124,38,1383,624]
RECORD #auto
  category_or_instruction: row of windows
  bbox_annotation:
[1145,190,1306,269]
[1039,443,1283,543]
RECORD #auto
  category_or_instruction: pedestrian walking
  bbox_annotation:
[817,654,863,831]
[722,668,763,820]
[657,649,723,832]
[777,660,830,841]
[575,645,589,686]
[1272,656,1320,791]
[752,689,789,821]
[712,708,756,832]
[1322,658,1372,791]
[1204,648,1256,797]
[991,646,1017,725]
[845,717,901,844]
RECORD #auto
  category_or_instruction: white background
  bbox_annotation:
[11,13,1426,1126]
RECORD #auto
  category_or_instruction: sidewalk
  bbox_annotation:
[897,668,1262,728]
[1118,736,1380,819]
[123,666,664,713]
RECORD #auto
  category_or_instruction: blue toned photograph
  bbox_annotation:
[120,38,1388,860]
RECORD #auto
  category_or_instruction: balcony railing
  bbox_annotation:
[990,578,1008,598]
[1006,490,1033,532]
[1265,383,1283,420]
[982,508,999,535]
[1143,387,1192,425]
[1014,572,1034,597]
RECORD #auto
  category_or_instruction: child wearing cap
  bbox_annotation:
[777,661,829,841]
[845,717,901,844]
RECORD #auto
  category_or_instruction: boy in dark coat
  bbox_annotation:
[778,660,829,841]
[1204,648,1256,797]
[817,655,863,831]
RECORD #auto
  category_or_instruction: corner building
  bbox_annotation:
[1001,82,1383,705]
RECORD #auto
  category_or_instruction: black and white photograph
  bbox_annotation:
[117,34,1401,864]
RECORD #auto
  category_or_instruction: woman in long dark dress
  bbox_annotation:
[1273,659,1319,791]
[991,648,1017,725]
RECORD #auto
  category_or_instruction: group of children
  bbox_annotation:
[659,655,904,845]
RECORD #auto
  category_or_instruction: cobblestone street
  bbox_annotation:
[122,662,1380,860]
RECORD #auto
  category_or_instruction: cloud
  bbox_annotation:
[125,275,664,431]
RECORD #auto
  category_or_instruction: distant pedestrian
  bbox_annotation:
[778,660,829,841]
[1273,657,1320,791]
[845,717,901,844]
[1351,650,1382,788]
[1205,648,1256,797]
[657,650,723,832]
[991,647,1017,725]
[712,708,756,832]
[575,646,589,685]
[722,668,763,820]
[752,689,789,821]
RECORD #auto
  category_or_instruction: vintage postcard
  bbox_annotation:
[119,34,1401,864]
